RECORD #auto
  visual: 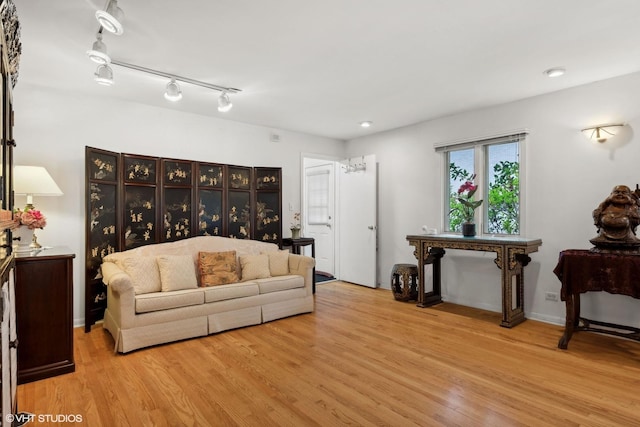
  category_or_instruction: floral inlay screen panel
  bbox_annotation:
[124,185,157,249]
[199,163,223,188]
[256,191,281,243]
[163,187,191,241]
[198,189,223,236]
[124,155,157,183]
[85,147,119,332]
[228,190,251,239]
[164,160,192,185]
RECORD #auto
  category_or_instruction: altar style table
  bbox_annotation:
[406,234,542,328]
[554,249,640,349]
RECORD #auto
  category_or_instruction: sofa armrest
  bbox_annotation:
[288,253,315,293]
[101,261,133,295]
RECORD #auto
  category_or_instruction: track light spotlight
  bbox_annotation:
[164,78,183,102]
[86,33,110,64]
[218,92,233,112]
[96,0,124,35]
[94,64,114,86]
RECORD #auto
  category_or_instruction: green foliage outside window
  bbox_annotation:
[448,160,519,234]
[487,160,519,234]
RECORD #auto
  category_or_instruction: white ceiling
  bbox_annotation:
[14,0,640,140]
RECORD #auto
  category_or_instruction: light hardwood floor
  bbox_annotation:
[18,281,640,426]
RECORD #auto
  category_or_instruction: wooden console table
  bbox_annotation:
[554,249,640,349]
[406,234,542,328]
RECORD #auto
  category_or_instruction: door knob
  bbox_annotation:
[368,225,375,230]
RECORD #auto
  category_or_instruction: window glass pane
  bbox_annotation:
[486,142,519,234]
[306,171,330,225]
[447,148,475,232]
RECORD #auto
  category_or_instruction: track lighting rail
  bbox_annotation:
[110,60,241,94]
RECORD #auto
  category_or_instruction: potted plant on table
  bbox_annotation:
[453,176,483,237]
[290,212,301,239]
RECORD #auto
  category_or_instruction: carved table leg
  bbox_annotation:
[499,250,529,328]
[419,247,445,308]
[558,293,576,349]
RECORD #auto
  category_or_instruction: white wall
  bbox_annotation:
[11,84,346,327]
[346,71,640,326]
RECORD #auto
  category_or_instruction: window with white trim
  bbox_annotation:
[437,132,526,235]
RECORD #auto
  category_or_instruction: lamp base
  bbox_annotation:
[30,232,42,249]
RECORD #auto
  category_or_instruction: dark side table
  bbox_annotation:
[15,247,75,383]
[282,237,316,293]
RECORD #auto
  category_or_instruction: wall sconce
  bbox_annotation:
[581,124,624,143]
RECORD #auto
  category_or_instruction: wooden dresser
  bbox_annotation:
[14,247,75,384]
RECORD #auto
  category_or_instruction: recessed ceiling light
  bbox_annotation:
[360,121,372,128]
[544,67,566,78]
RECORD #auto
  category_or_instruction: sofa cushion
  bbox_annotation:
[240,253,271,281]
[255,275,305,294]
[135,289,205,313]
[203,281,260,303]
[156,255,199,292]
[121,256,162,295]
[267,250,289,276]
[198,250,239,286]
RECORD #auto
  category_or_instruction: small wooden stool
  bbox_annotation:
[391,263,419,302]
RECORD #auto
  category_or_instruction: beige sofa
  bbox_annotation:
[100,236,315,353]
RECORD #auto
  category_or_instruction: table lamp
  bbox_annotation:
[14,165,64,248]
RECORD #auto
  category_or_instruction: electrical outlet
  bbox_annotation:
[545,291,559,302]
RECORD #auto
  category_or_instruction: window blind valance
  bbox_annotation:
[434,129,529,152]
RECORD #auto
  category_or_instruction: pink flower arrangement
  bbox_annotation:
[455,175,483,223]
[14,208,47,230]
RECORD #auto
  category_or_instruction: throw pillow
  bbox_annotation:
[156,255,198,292]
[239,253,271,281]
[198,250,239,286]
[121,256,162,295]
[267,250,289,276]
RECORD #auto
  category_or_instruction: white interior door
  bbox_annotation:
[338,154,377,287]
[304,162,335,276]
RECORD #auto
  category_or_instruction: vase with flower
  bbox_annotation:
[453,176,483,237]
[290,212,301,239]
[13,207,47,252]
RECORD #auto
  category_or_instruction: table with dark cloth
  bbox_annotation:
[553,249,640,349]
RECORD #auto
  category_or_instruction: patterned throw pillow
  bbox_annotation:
[239,253,271,281]
[198,251,239,286]
[156,255,199,292]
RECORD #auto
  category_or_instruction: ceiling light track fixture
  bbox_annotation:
[110,60,240,111]
[110,60,241,94]
[87,1,241,112]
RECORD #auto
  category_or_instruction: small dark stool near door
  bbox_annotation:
[391,263,419,302]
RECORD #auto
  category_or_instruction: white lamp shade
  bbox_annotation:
[14,166,64,198]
